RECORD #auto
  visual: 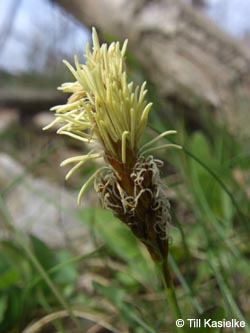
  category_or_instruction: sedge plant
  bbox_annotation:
[44,27,183,331]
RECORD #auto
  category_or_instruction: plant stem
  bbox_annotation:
[157,259,184,333]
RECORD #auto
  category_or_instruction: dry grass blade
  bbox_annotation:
[22,309,121,333]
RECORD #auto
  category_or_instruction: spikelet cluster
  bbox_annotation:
[44,28,181,261]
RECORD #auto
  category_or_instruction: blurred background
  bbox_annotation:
[0,1,250,332]
[1,0,250,73]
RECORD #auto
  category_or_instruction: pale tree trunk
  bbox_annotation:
[54,0,250,138]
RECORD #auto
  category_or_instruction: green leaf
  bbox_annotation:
[0,295,7,323]
[0,287,23,332]
[53,250,77,284]
[185,306,225,333]
[80,207,140,261]
[94,281,156,332]
[81,206,156,285]
[115,270,139,290]
[30,235,57,270]
[189,132,212,165]
[93,281,125,308]
[0,268,19,290]
[0,240,33,284]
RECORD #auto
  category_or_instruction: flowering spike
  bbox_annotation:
[65,161,84,180]
[44,28,181,263]
[141,143,182,155]
[122,131,129,163]
[92,27,100,50]
[121,39,128,56]
[77,169,102,205]
[139,130,180,153]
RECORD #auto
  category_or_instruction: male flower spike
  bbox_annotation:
[44,27,181,262]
